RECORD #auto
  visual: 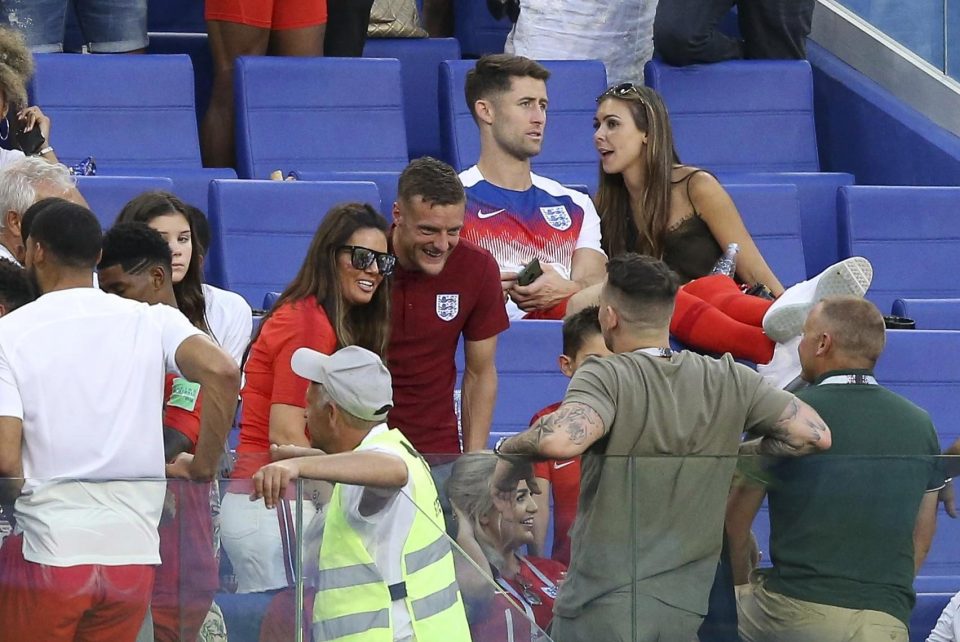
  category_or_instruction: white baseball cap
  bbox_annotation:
[291,345,393,422]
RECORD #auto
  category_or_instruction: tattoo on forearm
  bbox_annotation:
[501,403,603,456]
[749,398,828,457]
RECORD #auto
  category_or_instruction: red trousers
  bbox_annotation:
[0,533,155,642]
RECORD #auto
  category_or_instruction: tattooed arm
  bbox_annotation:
[498,401,607,460]
[739,397,832,457]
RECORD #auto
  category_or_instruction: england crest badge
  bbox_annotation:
[436,294,459,322]
[540,205,571,230]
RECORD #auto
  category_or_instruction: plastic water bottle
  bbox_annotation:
[710,243,740,278]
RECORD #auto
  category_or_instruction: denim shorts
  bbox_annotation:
[1,0,147,53]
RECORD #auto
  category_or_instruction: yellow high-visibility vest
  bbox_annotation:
[313,428,472,641]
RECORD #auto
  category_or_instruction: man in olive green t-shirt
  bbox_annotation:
[727,297,945,642]
[493,254,832,642]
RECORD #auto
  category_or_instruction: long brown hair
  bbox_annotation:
[255,203,392,357]
[116,191,209,333]
[594,86,680,259]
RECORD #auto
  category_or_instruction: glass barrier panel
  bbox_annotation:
[831,0,947,72]
[0,453,956,641]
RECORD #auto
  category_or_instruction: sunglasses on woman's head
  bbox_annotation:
[339,245,397,277]
[597,82,645,104]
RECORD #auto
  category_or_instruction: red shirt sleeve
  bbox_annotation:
[163,374,203,447]
[463,248,510,343]
[269,300,338,407]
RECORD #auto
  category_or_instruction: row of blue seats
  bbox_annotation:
[30,51,856,274]
[77,175,960,330]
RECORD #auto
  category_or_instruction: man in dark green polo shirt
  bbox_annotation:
[727,296,945,642]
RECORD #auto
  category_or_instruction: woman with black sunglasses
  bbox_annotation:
[221,202,395,603]
[574,83,871,385]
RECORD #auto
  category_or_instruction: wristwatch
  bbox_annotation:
[493,436,509,455]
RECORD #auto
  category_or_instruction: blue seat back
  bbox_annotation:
[234,57,407,179]
[453,2,511,57]
[95,166,237,213]
[76,176,175,229]
[892,298,960,330]
[456,321,568,440]
[839,186,960,312]
[644,60,819,173]
[292,171,396,219]
[440,59,607,193]
[30,54,202,169]
[207,180,382,305]
[723,184,806,287]
[717,171,855,277]
[875,330,960,449]
[362,38,461,160]
[146,32,214,119]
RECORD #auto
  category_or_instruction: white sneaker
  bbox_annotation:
[757,336,802,389]
[762,257,873,343]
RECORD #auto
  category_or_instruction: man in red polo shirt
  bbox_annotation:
[388,157,509,461]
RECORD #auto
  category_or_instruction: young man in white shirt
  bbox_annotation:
[0,197,240,641]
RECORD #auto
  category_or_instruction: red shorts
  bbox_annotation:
[206,0,328,30]
[0,534,155,642]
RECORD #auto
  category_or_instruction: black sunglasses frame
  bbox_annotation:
[597,82,646,105]
[339,245,397,277]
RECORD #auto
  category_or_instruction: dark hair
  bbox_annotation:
[0,258,34,312]
[604,253,679,326]
[256,202,392,357]
[562,305,601,357]
[185,203,211,258]
[397,157,465,207]
[464,54,550,122]
[115,191,208,332]
[594,86,680,258]
[25,197,102,269]
[100,222,173,275]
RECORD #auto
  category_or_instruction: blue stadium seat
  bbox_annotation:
[292,170,397,218]
[911,593,954,642]
[31,54,203,170]
[892,299,960,330]
[147,32,214,119]
[644,60,820,173]
[717,172,855,277]
[440,59,607,193]
[457,320,568,440]
[75,176,174,229]
[206,180,382,306]
[262,292,281,311]
[723,184,806,287]
[101,166,238,213]
[234,57,407,179]
[838,186,960,312]
[453,2,511,57]
[362,38,461,160]
[876,330,960,449]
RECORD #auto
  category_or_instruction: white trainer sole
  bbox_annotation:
[762,257,873,343]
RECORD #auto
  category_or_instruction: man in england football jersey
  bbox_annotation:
[459,54,607,320]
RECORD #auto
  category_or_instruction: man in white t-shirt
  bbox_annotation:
[252,345,471,642]
[0,197,241,641]
[0,157,86,266]
[459,54,607,320]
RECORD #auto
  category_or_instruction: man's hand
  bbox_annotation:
[491,455,539,514]
[251,460,301,509]
[940,479,956,518]
[500,270,518,295]
[270,444,325,461]
[165,452,195,479]
[508,263,578,311]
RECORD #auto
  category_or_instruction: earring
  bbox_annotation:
[0,118,9,142]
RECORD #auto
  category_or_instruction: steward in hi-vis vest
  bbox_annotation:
[250,345,471,642]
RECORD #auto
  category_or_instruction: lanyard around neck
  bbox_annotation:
[818,374,878,386]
